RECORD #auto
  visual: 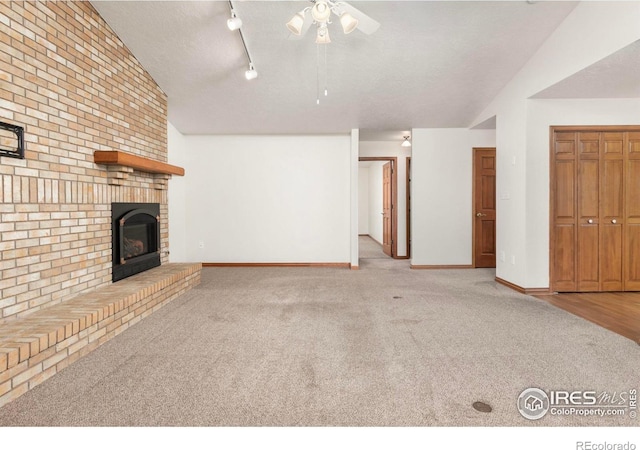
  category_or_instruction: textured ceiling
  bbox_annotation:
[532,39,640,99]
[91,1,578,136]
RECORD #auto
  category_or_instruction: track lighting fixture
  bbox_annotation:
[227,10,242,31]
[227,0,258,81]
[401,136,411,147]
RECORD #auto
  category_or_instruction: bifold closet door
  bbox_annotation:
[575,132,624,291]
[626,132,640,290]
[599,132,623,291]
[553,131,578,292]
[553,128,640,292]
[576,132,599,291]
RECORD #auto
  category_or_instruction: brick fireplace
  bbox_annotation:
[0,1,172,323]
[0,1,204,407]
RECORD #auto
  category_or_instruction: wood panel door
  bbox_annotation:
[600,132,624,291]
[625,132,640,290]
[576,132,600,291]
[473,148,496,268]
[382,162,392,257]
[552,131,578,291]
[551,126,640,292]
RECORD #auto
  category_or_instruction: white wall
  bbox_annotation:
[411,128,495,266]
[470,1,640,288]
[167,121,188,262]
[359,141,411,256]
[181,135,351,263]
[350,129,360,268]
[358,166,369,235]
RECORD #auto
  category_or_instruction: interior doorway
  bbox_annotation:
[472,147,497,268]
[359,157,398,259]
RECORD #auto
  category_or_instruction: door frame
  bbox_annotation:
[472,147,497,268]
[359,157,398,258]
[406,156,411,259]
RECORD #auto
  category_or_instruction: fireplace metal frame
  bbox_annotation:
[112,203,161,282]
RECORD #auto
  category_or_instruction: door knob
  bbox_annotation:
[587,219,593,224]
[612,219,617,224]
[476,213,486,217]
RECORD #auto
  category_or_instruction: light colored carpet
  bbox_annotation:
[358,235,388,259]
[0,263,637,426]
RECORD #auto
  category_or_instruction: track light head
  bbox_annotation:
[245,64,258,80]
[227,10,242,30]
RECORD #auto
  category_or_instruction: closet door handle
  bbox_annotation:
[612,219,617,224]
[587,219,593,224]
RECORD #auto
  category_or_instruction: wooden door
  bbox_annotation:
[600,132,624,290]
[382,162,392,256]
[626,132,640,289]
[552,131,578,291]
[576,132,600,291]
[552,126,640,292]
[473,148,496,268]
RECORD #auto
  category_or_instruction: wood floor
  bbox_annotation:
[535,292,640,344]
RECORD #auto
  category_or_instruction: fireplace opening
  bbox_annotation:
[112,202,161,282]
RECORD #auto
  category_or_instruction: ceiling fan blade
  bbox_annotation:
[287,9,314,40]
[334,2,380,35]
[300,11,314,36]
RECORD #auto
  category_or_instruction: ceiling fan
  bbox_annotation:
[286,1,380,43]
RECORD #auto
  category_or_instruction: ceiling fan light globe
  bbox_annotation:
[286,12,305,35]
[340,13,358,34]
[315,26,331,44]
[311,2,331,23]
[227,16,242,31]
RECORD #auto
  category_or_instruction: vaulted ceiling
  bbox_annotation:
[91,1,579,136]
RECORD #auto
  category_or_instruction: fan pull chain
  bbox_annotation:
[324,43,328,97]
[316,43,320,105]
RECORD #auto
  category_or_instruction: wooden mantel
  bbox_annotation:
[94,151,185,176]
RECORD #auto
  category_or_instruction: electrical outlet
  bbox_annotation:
[198,241,205,249]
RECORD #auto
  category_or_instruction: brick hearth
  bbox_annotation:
[0,263,201,407]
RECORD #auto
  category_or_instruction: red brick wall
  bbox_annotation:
[0,1,169,322]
